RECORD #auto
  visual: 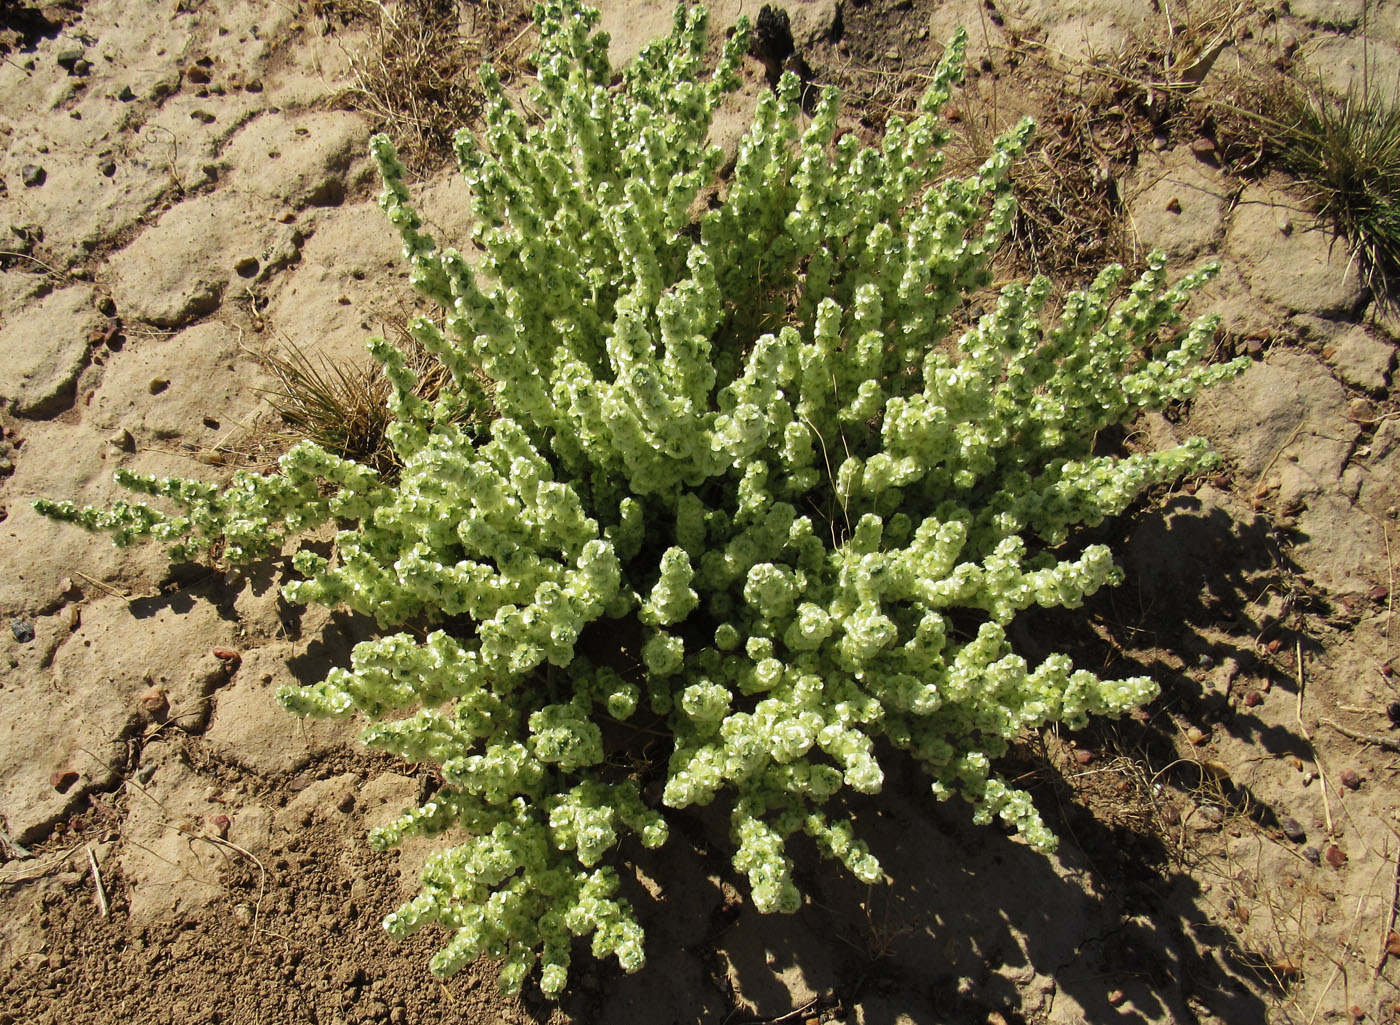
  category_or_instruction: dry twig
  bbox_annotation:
[1318,717,1400,754]
[86,845,109,918]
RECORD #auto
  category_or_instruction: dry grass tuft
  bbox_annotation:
[315,0,534,170]
[251,322,487,478]
[1218,70,1400,297]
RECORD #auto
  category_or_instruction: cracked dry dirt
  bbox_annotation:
[1,1,1399,1023]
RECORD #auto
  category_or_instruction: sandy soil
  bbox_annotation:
[1,0,1398,1023]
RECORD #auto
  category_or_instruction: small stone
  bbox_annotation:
[1189,136,1217,161]
[1165,196,1182,213]
[109,428,135,451]
[212,647,241,663]
[1386,931,1400,956]
[207,814,230,838]
[1074,748,1094,765]
[65,605,80,631]
[139,686,169,715]
[1186,726,1207,745]
[51,769,79,791]
[1370,584,1390,602]
[185,63,211,84]
[1303,845,1321,865]
[336,791,356,813]
[1281,817,1306,843]
[10,619,35,643]
[1339,768,1361,790]
[147,377,170,395]
[1107,989,1126,1006]
[190,109,216,124]
[72,58,92,76]
[21,165,46,187]
[99,159,116,178]
[1243,690,1263,707]
[56,48,85,71]
[117,84,135,101]
[1388,701,1400,728]
[1325,844,1348,868]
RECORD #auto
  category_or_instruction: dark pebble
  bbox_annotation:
[99,159,116,178]
[10,619,35,643]
[191,109,216,124]
[1281,817,1306,843]
[117,84,135,101]
[1389,701,1400,728]
[185,63,211,85]
[21,165,45,187]
[56,48,84,71]
[1303,845,1321,865]
[1339,768,1361,790]
[72,59,92,76]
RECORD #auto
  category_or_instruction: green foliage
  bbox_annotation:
[37,0,1246,997]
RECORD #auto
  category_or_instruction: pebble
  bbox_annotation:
[1325,844,1348,869]
[56,48,84,71]
[1281,817,1306,843]
[109,428,135,451]
[21,165,46,187]
[139,685,168,715]
[117,84,135,101]
[1303,845,1321,865]
[50,769,79,791]
[1243,690,1263,708]
[148,377,170,395]
[1340,768,1362,790]
[10,619,35,643]
[99,159,116,178]
[1186,726,1208,745]
[185,63,211,85]
[191,109,216,124]
[1074,748,1094,765]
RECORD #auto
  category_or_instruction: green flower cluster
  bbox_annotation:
[37,0,1245,997]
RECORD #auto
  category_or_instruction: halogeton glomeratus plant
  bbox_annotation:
[38,0,1247,997]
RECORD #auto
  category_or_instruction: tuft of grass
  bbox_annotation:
[252,329,488,478]
[319,0,533,170]
[1214,64,1400,296]
[1270,81,1400,294]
